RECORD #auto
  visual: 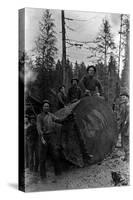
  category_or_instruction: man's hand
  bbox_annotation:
[85,89,89,93]
[99,95,105,100]
[64,112,75,122]
[41,136,47,145]
[85,89,91,96]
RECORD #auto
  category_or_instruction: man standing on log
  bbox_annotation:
[81,65,104,97]
[37,100,73,180]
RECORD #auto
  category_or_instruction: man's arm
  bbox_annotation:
[125,104,129,124]
[78,87,82,99]
[80,76,87,91]
[58,92,65,106]
[119,103,126,125]
[51,113,64,124]
[67,88,71,103]
[80,76,91,95]
[96,80,104,96]
[37,114,47,145]
[51,112,74,124]
[26,126,31,139]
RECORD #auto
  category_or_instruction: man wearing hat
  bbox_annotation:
[26,114,39,172]
[37,100,73,180]
[81,65,104,97]
[119,88,129,161]
[68,77,81,103]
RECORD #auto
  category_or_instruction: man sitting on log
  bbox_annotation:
[57,85,67,109]
[81,65,104,97]
[67,77,82,103]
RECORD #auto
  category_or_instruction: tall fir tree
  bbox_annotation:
[95,19,116,67]
[73,61,80,77]
[66,59,73,89]
[78,62,86,80]
[55,59,63,87]
[108,55,118,104]
[121,15,129,89]
[32,10,58,102]
[35,9,57,70]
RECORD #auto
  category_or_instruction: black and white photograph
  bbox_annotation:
[19,7,129,192]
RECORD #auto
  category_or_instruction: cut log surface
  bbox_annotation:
[55,96,118,167]
[55,100,80,118]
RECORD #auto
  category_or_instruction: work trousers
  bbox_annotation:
[39,132,61,179]
[28,141,39,172]
[123,136,129,161]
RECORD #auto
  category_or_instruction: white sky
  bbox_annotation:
[24,8,122,68]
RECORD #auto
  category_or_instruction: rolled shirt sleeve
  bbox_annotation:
[51,113,64,124]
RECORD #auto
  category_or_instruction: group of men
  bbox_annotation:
[24,64,129,182]
[25,65,104,180]
[57,65,104,109]
[25,99,73,181]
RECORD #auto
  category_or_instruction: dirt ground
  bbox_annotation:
[25,142,129,192]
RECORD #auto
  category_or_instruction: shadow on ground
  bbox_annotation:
[8,183,18,190]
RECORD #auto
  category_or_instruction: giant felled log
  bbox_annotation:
[55,96,118,167]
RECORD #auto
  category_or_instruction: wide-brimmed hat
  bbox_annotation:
[87,65,96,73]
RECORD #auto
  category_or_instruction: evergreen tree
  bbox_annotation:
[73,61,80,77]
[32,9,58,102]
[108,54,117,76]
[121,15,129,89]
[108,55,118,104]
[95,19,116,67]
[35,9,57,70]
[78,62,86,80]
[66,59,73,89]
[55,59,63,87]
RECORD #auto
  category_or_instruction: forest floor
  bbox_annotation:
[25,137,129,192]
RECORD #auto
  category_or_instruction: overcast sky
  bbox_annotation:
[24,7,121,67]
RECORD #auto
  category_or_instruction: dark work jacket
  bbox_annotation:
[119,101,129,136]
[82,75,103,96]
[57,91,67,109]
[68,86,81,103]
